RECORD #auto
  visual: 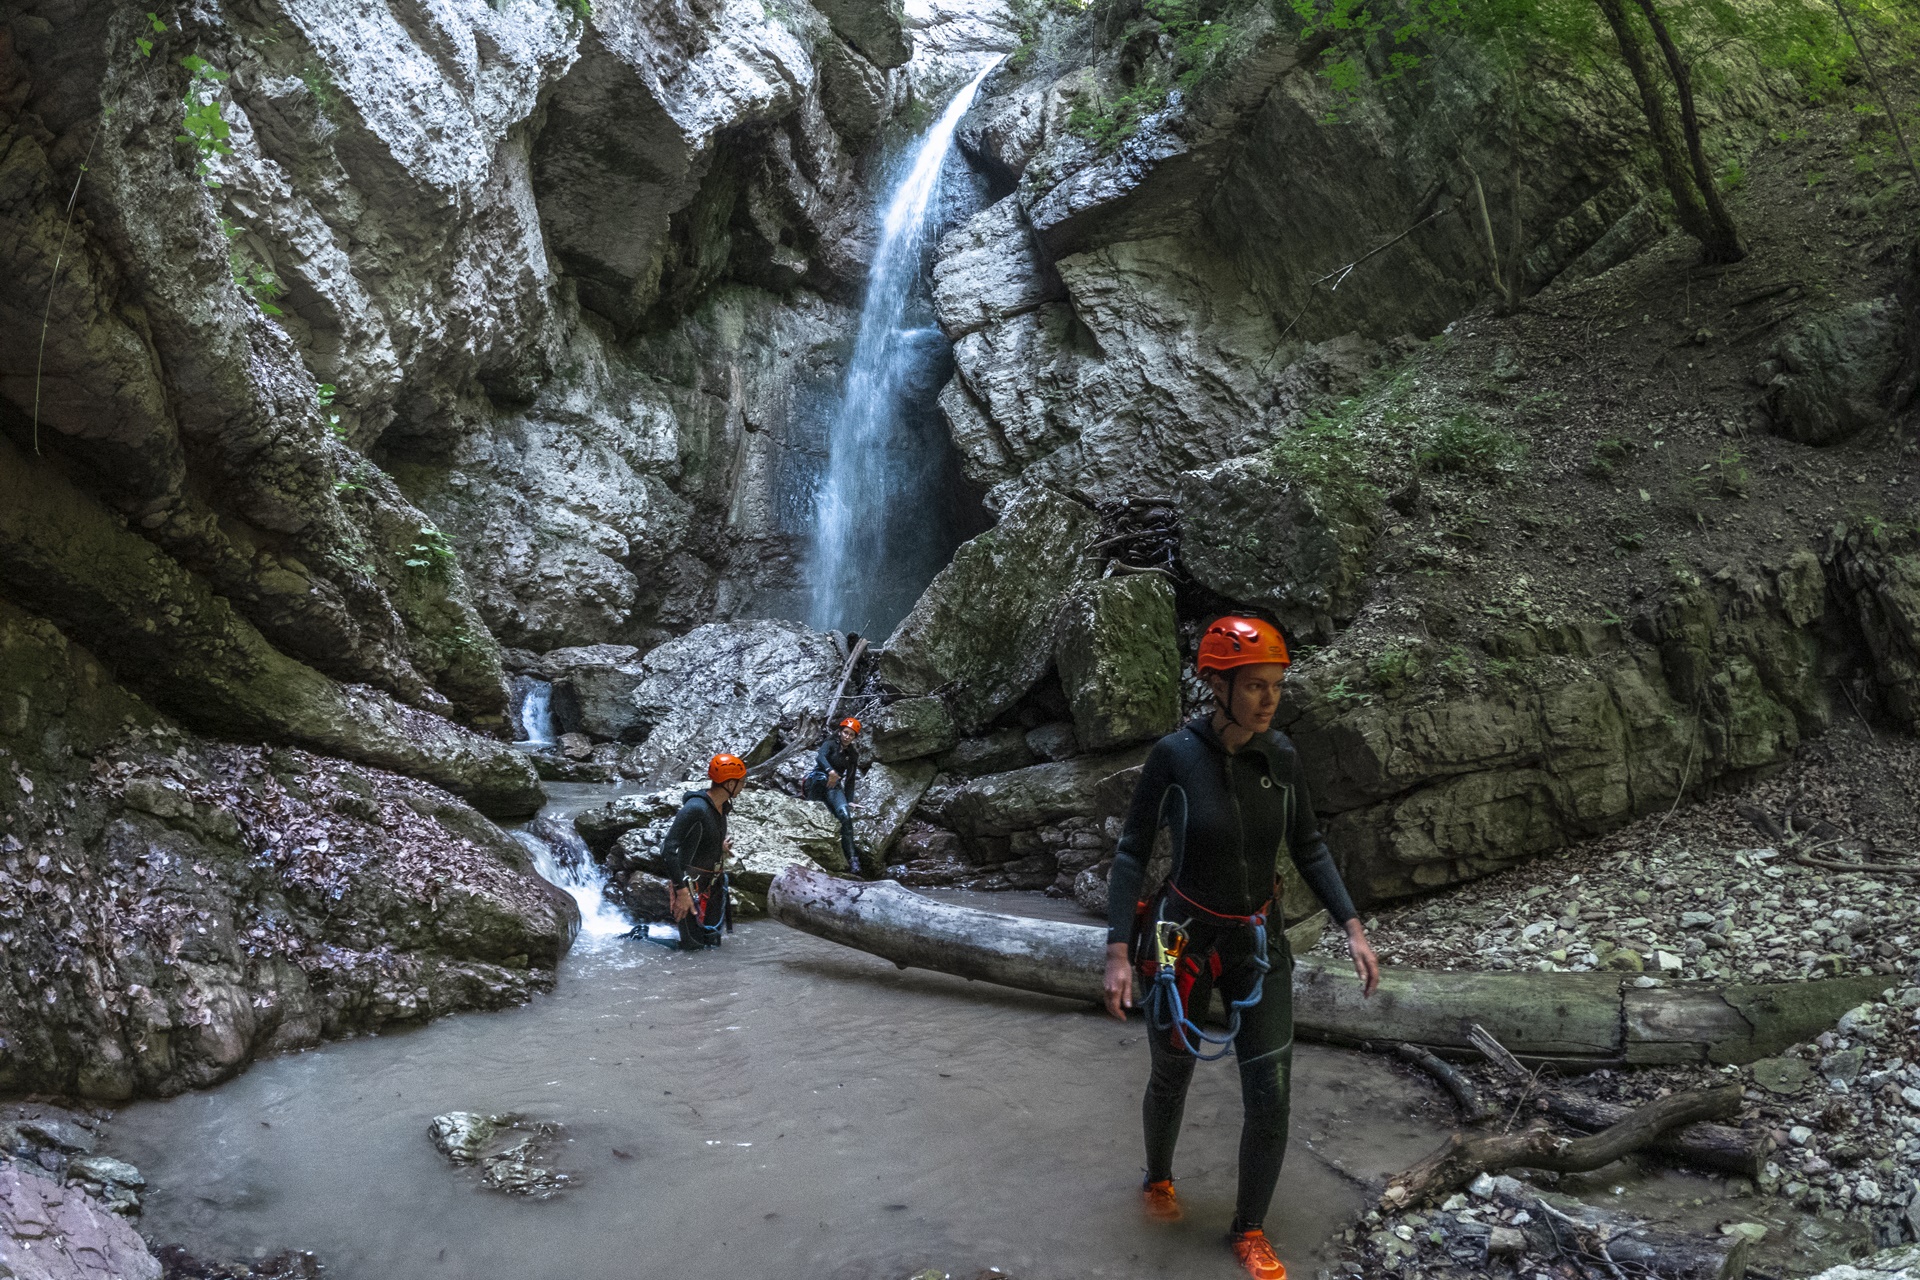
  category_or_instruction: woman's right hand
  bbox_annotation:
[671,885,693,921]
[1103,942,1133,1021]
[827,770,841,787]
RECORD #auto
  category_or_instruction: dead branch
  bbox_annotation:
[1467,1022,1531,1080]
[1396,1042,1492,1123]
[1380,1084,1741,1209]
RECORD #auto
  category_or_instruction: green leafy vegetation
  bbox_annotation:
[405,526,458,582]
[299,58,341,120]
[178,56,232,183]
[1367,645,1420,697]
[1713,446,1751,499]
[557,0,592,21]
[318,383,345,440]
[1144,0,1239,90]
[1584,435,1638,480]
[218,218,285,317]
[1275,410,1384,515]
[137,11,165,58]
[1418,413,1526,480]
[1067,82,1171,151]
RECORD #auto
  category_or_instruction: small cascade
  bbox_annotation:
[515,680,556,748]
[807,58,1003,636]
[512,828,631,943]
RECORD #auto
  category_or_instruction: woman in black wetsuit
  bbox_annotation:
[1102,616,1381,1280]
[805,717,865,876]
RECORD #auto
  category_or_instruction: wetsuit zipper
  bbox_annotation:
[1225,753,1250,916]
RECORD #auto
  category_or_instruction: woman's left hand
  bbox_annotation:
[1345,919,1380,997]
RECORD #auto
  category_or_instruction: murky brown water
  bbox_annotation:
[107,790,1457,1279]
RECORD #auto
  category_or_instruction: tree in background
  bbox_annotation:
[1591,0,1745,262]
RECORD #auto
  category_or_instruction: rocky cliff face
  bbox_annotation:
[873,0,1920,907]
[0,0,952,1094]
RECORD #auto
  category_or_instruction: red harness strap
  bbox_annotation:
[1164,879,1272,926]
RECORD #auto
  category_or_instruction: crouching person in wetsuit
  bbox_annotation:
[1102,617,1381,1280]
[663,754,748,951]
[805,717,865,877]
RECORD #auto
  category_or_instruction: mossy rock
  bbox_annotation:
[1053,575,1181,751]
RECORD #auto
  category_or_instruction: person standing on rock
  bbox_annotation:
[805,717,866,877]
[1102,616,1380,1280]
[663,754,748,951]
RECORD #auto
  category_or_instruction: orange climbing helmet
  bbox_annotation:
[707,754,748,784]
[838,717,862,734]
[1196,616,1291,674]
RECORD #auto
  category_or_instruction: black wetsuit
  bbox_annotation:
[1107,716,1358,1234]
[804,737,862,874]
[661,791,728,950]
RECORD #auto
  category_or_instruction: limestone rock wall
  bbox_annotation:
[0,0,910,1092]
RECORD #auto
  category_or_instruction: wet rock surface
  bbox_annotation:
[428,1111,572,1200]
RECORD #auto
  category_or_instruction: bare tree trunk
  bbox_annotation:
[1631,0,1746,262]
[1591,0,1721,254]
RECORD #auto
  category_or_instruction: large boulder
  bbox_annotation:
[941,746,1150,838]
[853,760,938,861]
[818,37,891,144]
[1053,575,1181,750]
[623,621,844,786]
[881,484,1097,731]
[1826,519,1920,729]
[1178,447,1382,640]
[813,0,912,68]
[932,196,1065,341]
[936,727,1037,777]
[0,1165,161,1280]
[537,644,645,741]
[1761,299,1905,446]
[608,787,847,892]
[870,696,958,762]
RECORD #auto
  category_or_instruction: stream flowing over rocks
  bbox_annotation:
[5,0,1920,1273]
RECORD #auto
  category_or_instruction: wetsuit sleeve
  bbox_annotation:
[813,739,835,777]
[660,803,705,886]
[1105,739,1175,945]
[1285,752,1357,926]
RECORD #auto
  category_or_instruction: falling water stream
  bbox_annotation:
[807,59,1003,637]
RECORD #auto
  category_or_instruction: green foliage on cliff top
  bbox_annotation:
[1283,0,1879,109]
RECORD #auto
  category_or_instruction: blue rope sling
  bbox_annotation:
[1138,784,1271,1063]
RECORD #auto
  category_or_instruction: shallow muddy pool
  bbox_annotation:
[107,788,1461,1279]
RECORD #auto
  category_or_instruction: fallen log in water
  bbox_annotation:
[768,866,1883,1067]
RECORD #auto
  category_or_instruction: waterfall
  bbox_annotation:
[512,828,632,944]
[807,58,1003,636]
[516,680,556,748]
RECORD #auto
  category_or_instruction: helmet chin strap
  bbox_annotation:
[1214,668,1251,733]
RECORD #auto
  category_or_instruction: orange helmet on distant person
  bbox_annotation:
[838,717,862,734]
[1196,617,1290,674]
[707,754,748,784]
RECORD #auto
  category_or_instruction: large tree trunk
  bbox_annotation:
[769,866,1885,1067]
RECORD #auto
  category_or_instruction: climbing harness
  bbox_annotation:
[1129,781,1275,1062]
[1139,903,1271,1061]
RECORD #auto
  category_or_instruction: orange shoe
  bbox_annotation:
[1230,1227,1288,1280]
[1141,1179,1182,1222]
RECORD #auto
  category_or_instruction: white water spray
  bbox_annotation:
[513,828,630,944]
[515,681,556,748]
[808,58,1003,634]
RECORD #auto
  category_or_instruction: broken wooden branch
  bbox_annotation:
[745,638,868,784]
[1469,1021,1768,1176]
[1533,1091,1772,1178]
[1381,1085,1741,1209]
[1397,1042,1492,1123]
[1467,1022,1530,1080]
